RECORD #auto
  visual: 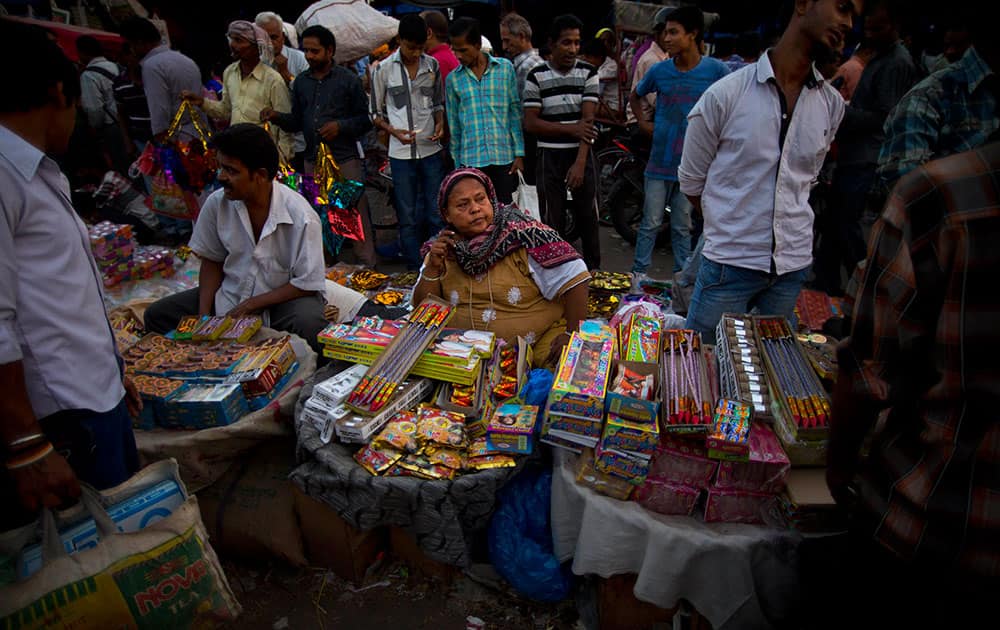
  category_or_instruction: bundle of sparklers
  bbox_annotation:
[346,297,454,415]
[755,318,830,428]
[661,329,713,428]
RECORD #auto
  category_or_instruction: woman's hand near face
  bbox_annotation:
[425,229,456,275]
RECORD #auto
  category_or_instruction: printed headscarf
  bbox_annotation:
[424,167,582,277]
[227,20,274,66]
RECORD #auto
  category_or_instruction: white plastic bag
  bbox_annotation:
[514,170,540,221]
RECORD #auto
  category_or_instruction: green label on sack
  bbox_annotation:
[112,526,224,626]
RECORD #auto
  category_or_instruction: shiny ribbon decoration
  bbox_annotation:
[164,100,211,152]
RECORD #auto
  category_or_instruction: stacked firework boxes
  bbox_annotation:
[88,221,175,287]
[125,326,297,429]
[89,221,135,287]
[595,313,664,487]
[541,322,616,452]
[318,318,489,386]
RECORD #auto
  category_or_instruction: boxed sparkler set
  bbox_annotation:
[660,330,714,431]
[754,317,830,440]
[346,297,454,415]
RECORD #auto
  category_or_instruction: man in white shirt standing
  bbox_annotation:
[679,0,860,343]
[370,15,447,271]
[1,23,141,525]
[143,124,328,352]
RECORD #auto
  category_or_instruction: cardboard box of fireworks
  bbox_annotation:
[752,316,830,442]
[542,323,615,449]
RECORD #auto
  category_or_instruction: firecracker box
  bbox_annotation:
[633,479,700,516]
[485,403,538,455]
[646,435,719,488]
[605,360,661,425]
[335,378,434,444]
[436,364,487,418]
[600,413,659,458]
[595,444,650,485]
[160,383,249,429]
[245,362,298,411]
[704,488,777,524]
[575,449,634,500]
[225,335,296,398]
[705,398,754,461]
[753,316,829,441]
[547,322,615,421]
[714,423,790,494]
[311,364,370,409]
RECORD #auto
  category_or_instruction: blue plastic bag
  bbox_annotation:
[488,467,571,601]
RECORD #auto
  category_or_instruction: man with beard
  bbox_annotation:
[261,25,376,266]
[679,0,861,343]
[143,124,328,353]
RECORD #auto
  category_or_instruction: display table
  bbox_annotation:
[291,364,521,568]
[550,449,803,630]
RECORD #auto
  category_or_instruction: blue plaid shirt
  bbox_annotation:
[877,46,998,187]
[445,54,524,168]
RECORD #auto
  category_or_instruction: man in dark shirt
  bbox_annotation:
[262,25,375,267]
[814,0,917,295]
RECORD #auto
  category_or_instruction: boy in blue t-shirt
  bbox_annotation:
[629,6,728,278]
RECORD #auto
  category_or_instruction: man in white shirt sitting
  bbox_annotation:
[678,0,860,343]
[144,124,328,352]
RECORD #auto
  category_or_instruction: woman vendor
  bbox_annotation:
[412,168,591,365]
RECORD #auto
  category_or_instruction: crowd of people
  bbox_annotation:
[1,0,999,624]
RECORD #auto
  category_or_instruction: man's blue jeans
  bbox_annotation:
[685,258,808,344]
[391,152,446,270]
[632,177,692,274]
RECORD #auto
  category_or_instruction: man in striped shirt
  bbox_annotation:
[523,14,601,270]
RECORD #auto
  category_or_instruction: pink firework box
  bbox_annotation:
[704,488,777,524]
[646,435,719,488]
[714,423,791,494]
[634,479,700,516]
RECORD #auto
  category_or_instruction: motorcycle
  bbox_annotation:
[602,133,670,245]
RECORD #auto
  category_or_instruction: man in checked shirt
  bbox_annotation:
[827,134,1000,628]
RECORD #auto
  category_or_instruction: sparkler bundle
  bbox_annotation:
[661,330,713,429]
[346,297,454,415]
[755,317,830,430]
